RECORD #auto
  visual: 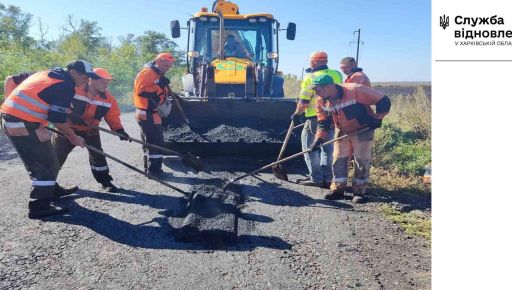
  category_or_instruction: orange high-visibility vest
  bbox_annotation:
[133,66,166,111]
[315,83,389,139]
[1,71,64,125]
[70,85,123,131]
[345,71,371,87]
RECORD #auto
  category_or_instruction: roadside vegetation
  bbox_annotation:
[372,86,431,242]
[0,4,186,105]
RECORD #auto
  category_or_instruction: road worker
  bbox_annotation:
[0,60,97,218]
[52,68,130,193]
[308,75,391,202]
[339,58,372,194]
[133,52,174,176]
[290,51,343,187]
[340,57,371,87]
[3,72,33,97]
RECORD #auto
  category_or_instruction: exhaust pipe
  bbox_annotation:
[219,11,225,60]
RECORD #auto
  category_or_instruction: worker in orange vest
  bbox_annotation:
[3,72,33,97]
[52,68,130,193]
[133,52,174,176]
[0,60,98,219]
[340,57,371,87]
[309,75,391,202]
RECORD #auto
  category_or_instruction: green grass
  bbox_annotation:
[370,86,431,242]
[373,87,431,176]
[380,204,431,241]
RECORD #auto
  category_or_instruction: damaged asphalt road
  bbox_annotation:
[0,113,430,289]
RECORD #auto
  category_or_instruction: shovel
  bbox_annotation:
[69,112,203,173]
[89,124,203,173]
[272,121,299,181]
[46,127,194,198]
[223,127,371,190]
[168,87,192,128]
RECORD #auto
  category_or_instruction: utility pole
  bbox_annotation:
[350,29,363,66]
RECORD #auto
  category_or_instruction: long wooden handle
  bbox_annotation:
[225,127,371,187]
[169,88,191,126]
[276,121,295,161]
[46,127,191,197]
[90,125,184,158]
[70,113,200,167]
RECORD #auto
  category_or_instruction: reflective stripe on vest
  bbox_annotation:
[321,99,357,112]
[74,94,112,108]
[1,71,64,123]
[3,99,49,120]
[300,90,314,97]
[15,90,50,111]
[2,121,25,128]
[74,94,90,102]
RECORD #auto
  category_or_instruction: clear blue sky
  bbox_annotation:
[4,0,431,81]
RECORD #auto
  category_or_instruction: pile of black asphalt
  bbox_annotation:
[164,124,281,143]
[169,180,244,246]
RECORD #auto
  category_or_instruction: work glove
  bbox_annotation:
[116,129,131,142]
[157,76,170,89]
[309,138,324,152]
[367,118,382,129]
[290,112,302,125]
[69,134,85,148]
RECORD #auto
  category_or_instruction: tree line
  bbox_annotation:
[1,3,305,104]
[0,3,186,104]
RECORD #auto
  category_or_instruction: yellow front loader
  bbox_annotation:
[167,0,299,155]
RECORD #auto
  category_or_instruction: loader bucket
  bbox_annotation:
[163,98,302,156]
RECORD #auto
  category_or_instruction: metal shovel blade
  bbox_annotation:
[272,164,288,181]
[181,152,203,173]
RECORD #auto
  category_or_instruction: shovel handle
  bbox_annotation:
[225,127,371,187]
[68,113,200,170]
[169,88,191,126]
[46,126,191,197]
[90,125,186,158]
[292,123,305,130]
[277,121,295,161]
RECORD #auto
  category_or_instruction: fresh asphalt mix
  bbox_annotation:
[0,113,430,289]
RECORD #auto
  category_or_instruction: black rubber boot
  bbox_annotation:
[148,168,163,178]
[28,200,69,219]
[325,182,345,200]
[324,191,345,200]
[100,180,119,193]
[148,169,172,179]
[352,187,368,203]
[53,183,79,198]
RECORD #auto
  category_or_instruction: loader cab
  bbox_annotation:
[191,16,274,67]
[172,13,295,98]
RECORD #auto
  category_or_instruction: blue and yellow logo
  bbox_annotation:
[215,60,246,71]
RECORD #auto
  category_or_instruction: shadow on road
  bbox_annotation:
[163,155,309,177]
[46,189,291,251]
[239,182,354,210]
[367,186,431,212]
